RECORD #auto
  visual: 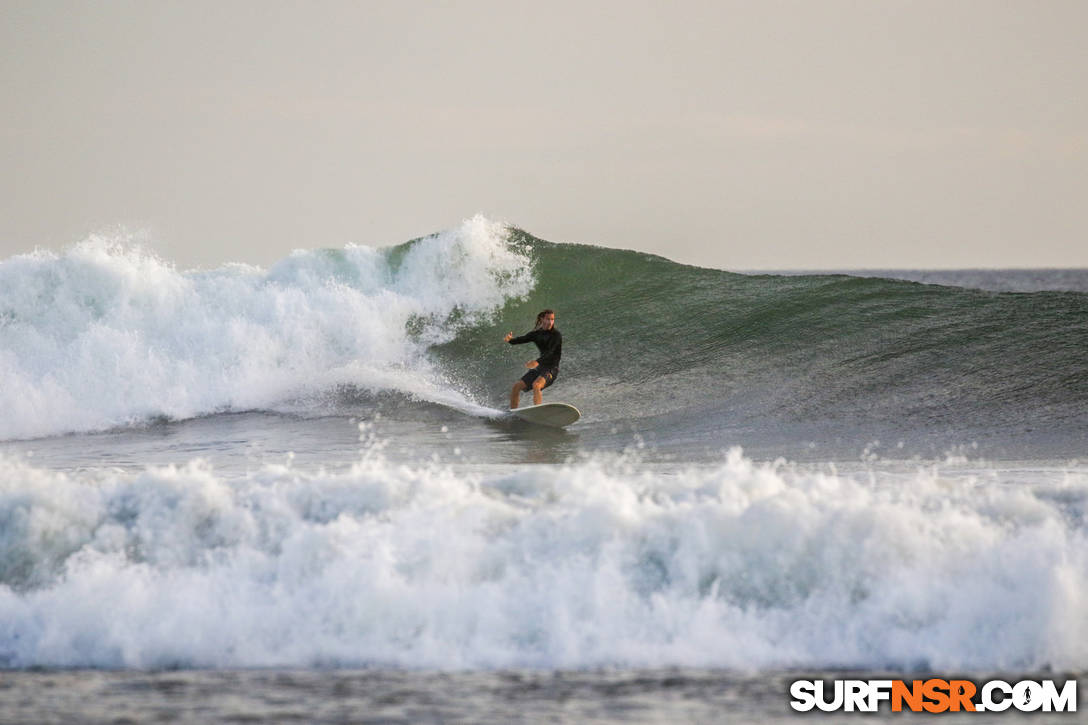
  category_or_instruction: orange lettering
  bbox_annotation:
[892,680,924,712]
[923,679,951,713]
[949,680,977,712]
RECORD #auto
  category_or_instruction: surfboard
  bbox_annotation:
[509,402,581,427]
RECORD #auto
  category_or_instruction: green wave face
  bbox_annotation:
[436,230,1088,434]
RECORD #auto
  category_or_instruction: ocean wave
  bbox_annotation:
[1,448,1085,670]
[448,231,1088,433]
[2,219,1085,441]
[0,216,528,440]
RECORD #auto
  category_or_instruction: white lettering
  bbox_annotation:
[789,680,816,712]
[1041,680,1077,713]
[816,680,844,712]
[845,680,868,712]
[1014,681,1043,712]
[867,680,893,711]
[789,677,1076,714]
[982,680,1012,712]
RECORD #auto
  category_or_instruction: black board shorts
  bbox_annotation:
[520,365,559,390]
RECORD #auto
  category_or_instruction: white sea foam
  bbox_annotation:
[1,449,1085,671]
[0,216,526,440]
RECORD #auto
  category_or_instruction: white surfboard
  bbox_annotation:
[509,402,581,427]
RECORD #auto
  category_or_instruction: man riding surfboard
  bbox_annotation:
[504,309,561,408]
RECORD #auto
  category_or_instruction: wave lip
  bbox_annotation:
[0,215,530,440]
[1,450,1085,671]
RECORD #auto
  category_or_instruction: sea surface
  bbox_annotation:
[0,217,1085,722]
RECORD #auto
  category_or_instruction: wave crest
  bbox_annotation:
[0,216,530,439]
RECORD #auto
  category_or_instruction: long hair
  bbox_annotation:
[534,309,555,330]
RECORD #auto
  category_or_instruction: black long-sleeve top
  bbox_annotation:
[508,328,562,368]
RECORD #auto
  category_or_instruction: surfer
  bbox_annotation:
[504,309,561,408]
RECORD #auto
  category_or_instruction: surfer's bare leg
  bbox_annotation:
[510,381,527,409]
[531,377,547,406]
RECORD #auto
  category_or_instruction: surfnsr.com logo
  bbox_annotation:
[789,678,1077,713]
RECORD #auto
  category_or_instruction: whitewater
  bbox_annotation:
[0,216,527,440]
[1,449,1086,672]
[0,217,1086,722]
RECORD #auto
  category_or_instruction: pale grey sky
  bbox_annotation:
[2,0,1086,270]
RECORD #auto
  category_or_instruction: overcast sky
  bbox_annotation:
[2,0,1086,270]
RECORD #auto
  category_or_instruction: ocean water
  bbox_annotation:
[1,216,1085,722]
